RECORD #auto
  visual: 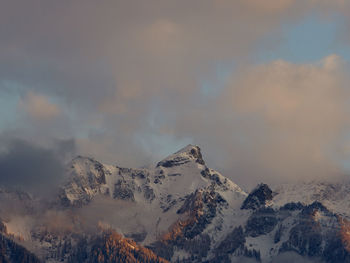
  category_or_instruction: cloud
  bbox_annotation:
[0,136,76,195]
[0,0,321,110]
[167,55,350,186]
[228,0,295,14]
[0,1,350,188]
[18,91,61,120]
[224,55,349,183]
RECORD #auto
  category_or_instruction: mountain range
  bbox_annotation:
[0,145,350,262]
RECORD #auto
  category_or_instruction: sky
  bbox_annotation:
[1,0,350,189]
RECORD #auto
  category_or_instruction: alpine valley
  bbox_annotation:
[1,145,350,263]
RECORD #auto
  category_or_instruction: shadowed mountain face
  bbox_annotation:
[0,145,350,262]
[241,184,275,210]
[68,230,169,263]
[0,220,40,263]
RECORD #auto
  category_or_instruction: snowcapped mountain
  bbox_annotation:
[59,145,246,207]
[56,145,247,246]
[0,144,350,262]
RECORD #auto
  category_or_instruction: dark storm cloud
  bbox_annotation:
[0,137,76,194]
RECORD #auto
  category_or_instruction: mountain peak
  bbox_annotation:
[174,144,199,153]
[241,183,274,210]
[156,144,205,168]
[176,144,204,163]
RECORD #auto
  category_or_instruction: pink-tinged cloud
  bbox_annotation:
[18,92,61,120]
[166,55,350,186]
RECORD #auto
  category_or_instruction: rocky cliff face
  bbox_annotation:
[67,229,169,263]
[1,145,350,262]
[241,184,275,210]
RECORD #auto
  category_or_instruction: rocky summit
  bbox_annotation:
[0,145,350,262]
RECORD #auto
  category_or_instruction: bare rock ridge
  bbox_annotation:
[156,145,205,168]
[241,183,275,210]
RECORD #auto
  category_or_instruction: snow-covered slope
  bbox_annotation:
[272,180,350,219]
